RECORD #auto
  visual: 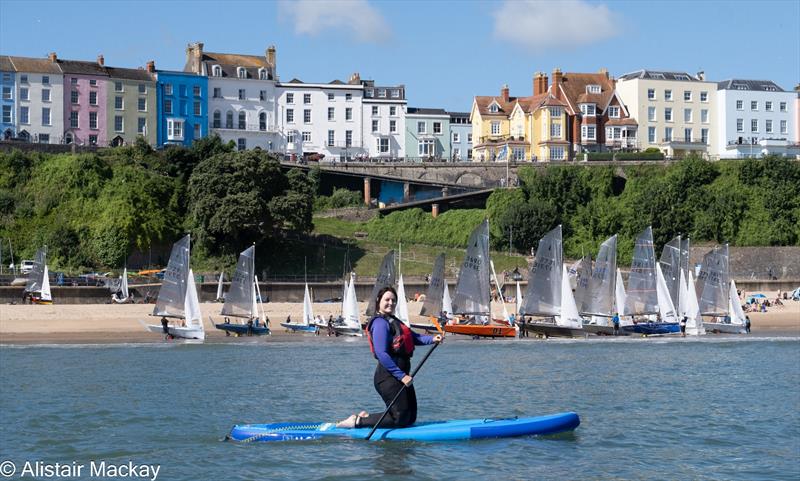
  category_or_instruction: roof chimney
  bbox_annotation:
[599,67,608,79]
[186,42,204,74]
[146,60,155,73]
[552,68,563,99]
[48,52,57,63]
[266,45,276,77]
[348,72,361,85]
[533,73,541,96]
[696,71,705,81]
[97,54,104,66]
[501,84,509,103]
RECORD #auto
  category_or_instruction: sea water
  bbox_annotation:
[1,336,798,481]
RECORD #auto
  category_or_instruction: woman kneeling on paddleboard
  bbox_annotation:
[338,286,441,429]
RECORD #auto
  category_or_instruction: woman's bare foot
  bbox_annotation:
[358,411,369,418]
[336,414,358,428]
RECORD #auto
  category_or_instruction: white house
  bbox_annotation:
[185,43,280,151]
[716,79,798,159]
[9,54,64,144]
[276,74,365,161]
[360,77,407,159]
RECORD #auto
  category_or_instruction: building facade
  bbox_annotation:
[58,55,110,146]
[8,54,64,144]
[361,78,406,159]
[715,79,798,158]
[1,57,15,139]
[277,75,365,161]
[405,108,450,161]
[154,70,207,147]
[470,85,517,162]
[448,111,472,161]
[185,43,279,151]
[616,70,717,158]
[105,62,157,147]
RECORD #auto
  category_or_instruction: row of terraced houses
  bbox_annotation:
[1,43,798,161]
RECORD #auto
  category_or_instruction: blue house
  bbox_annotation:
[405,107,451,161]
[154,70,207,147]
[449,112,472,161]
[0,56,16,139]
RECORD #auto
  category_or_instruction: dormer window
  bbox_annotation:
[674,74,689,81]
[212,65,222,77]
[607,106,620,118]
[762,85,777,91]
[733,84,747,90]
[258,68,267,80]
[580,103,596,116]
[489,103,499,113]
[587,85,601,94]
[651,73,665,80]
[237,67,246,79]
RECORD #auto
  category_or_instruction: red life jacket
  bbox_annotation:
[366,315,415,359]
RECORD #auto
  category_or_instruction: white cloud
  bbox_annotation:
[493,0,618,50]
[278,0,391,43]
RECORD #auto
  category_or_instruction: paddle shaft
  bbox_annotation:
[365,341,439,440]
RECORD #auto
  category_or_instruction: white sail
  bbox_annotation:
[655,263,677,322]
[521,225,562,317]
[685,271,704,335]
[251,281,258,322]
[40,265,52,302]
[452,220,491,316]
[678,269,689,318]
[216,272,224,300]
[184,269,202,328]
[489,260,510,322]
[729,280,746,326]
[343,275,361,330]
[420,254,445,317]
[615,268,632,326]
[302,283,314,326]
[153,235,190,318]
[516,282,523,316]
[120,268,129,300]
[254,275,267,326]
[556,264,583,329]
[442,282,453,318]
[395,274,410,326]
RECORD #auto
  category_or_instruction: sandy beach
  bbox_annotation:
[1,295,797,344]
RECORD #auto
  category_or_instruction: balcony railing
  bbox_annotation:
[478,135,527,144]
[211,122,276,133]
[662,137,708,146]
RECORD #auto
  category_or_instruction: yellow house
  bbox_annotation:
[470,85,524,162]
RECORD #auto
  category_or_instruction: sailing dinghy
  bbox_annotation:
[581,235,630,336]
[212,245,269,336]
[24,247,53,305]
[144,235,205,340]
[697,245,746,334]
[112,268,131,303]
[413,253,448,332]
[281,283,318,332]
[334,274,363,336]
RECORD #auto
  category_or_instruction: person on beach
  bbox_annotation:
[337,286,442,429]
[612,313,620,336]
[679,316,687,337]
[745,315,751,333]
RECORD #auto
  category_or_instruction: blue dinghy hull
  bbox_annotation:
[214,323,270,336]
[228,412,579,442]
[622,322,679,335]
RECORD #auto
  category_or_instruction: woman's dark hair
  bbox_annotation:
[375,286,398,313]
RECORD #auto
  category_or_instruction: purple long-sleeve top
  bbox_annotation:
[370,316,434,381]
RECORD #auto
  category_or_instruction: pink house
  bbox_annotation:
[58,54,109,146]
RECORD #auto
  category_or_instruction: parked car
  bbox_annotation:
[20,260,35,274]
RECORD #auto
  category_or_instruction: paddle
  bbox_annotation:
[365,340,440,441]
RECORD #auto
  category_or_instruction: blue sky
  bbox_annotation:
[1,0,798,112]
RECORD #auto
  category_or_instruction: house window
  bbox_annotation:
[20,74,28,84]
[549,107,562,117]
[69,111,78,128]
[39,133,50,143]
[513,147,524,161]
[302,131,311,142]
[648,106,656,121]
[164,84,172,95]
[237,68,246,79]
[41,89,50,102]
[139,84,146,94]
[87,134,96,145]
[115,115,124,132]
[664,108,672,122]
[587,84,601,94]
[765,120,773,133]
[417,121,426,134]
[664,90,672,101]
[701,128,708,144]
[193,85,201,97]
[328,107,335,121]
[40,107,51,126]
[3,106,14,123]
[390,106,396,116]
[467,133,472,143]
[327,93,334,101]
[433,122,442,134]
[419,139,435,156]
[259,69,267,80]
[701,109,708,123]
[580,104,596,116]
[42,76,50,85]
[372,119,379,132]
[549,146,565,160]
[89,91,98,106]
[238,111,246,129]
[765,101,773,111]
[377,137,389,153]
[345,107,352,121]
[167,118,184,140]
[664,127,673,141]
[259,90,266,101]
[683,91,692,101]
[391,89,400,98]
[286,109,294,123]
[581,125,596,140]
[304,109,311,123]
[20,87,29,100]
[608,106,620,118]
[550,122,561,138]
[286,132,294,144]
[467,148,473,159]
[372,106,379,115]
[647,89,656,100]
[345,130,352,147]
[213,88,221,98]
[194,101,201,116]
[780,120,787,133]
[736,100,743,110]
[20,106,29,124]
[736,119,743,132]
[115,96,123,109]
[138,98,146,111]
[259,112,267,131]
[491,121,500,135]
[684,128,692,142]
[164,99,172,114]
[389,120,396,133]
[452,132,460,143]
[238,89,245,100]
[71,90,79,104]
[213,110,221,128]
[684,108,692,122]
[194,123,201,139]
[779,102,787,112]
[115,81,123,92]
[286,93,294,103]
[89,111,97,129]
[328,130,335,146]
[700,91,708,102]
[345,93,352,101]
[138,117,146,134]
[212,65,222,77]
[750,101,758,110]
[238,138,246,151]
[1,87,10,100]
[750,119,758,132]
[226,111,233,128]
[303,93,311,104]
[489,104,499,113]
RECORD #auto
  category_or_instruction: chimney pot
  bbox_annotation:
[501,84,510,103]
[146,60,155,73]
[97,54,104,66]
[48,52,57,62]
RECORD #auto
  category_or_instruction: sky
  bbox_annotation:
[1,0,798,112]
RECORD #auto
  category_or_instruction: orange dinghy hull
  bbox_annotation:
[443,323,517,338]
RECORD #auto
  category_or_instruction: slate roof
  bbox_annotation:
[407,107,448,116]
[57,59,109,76]
[0,56,14,72]
[618,70,700,82]
[557,72,615,114]
[7,56,62,74]
[195,52,273,80]
[717,79,786,92]
[105,66,155,82]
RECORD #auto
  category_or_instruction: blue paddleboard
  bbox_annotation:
[227,412,579,442]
